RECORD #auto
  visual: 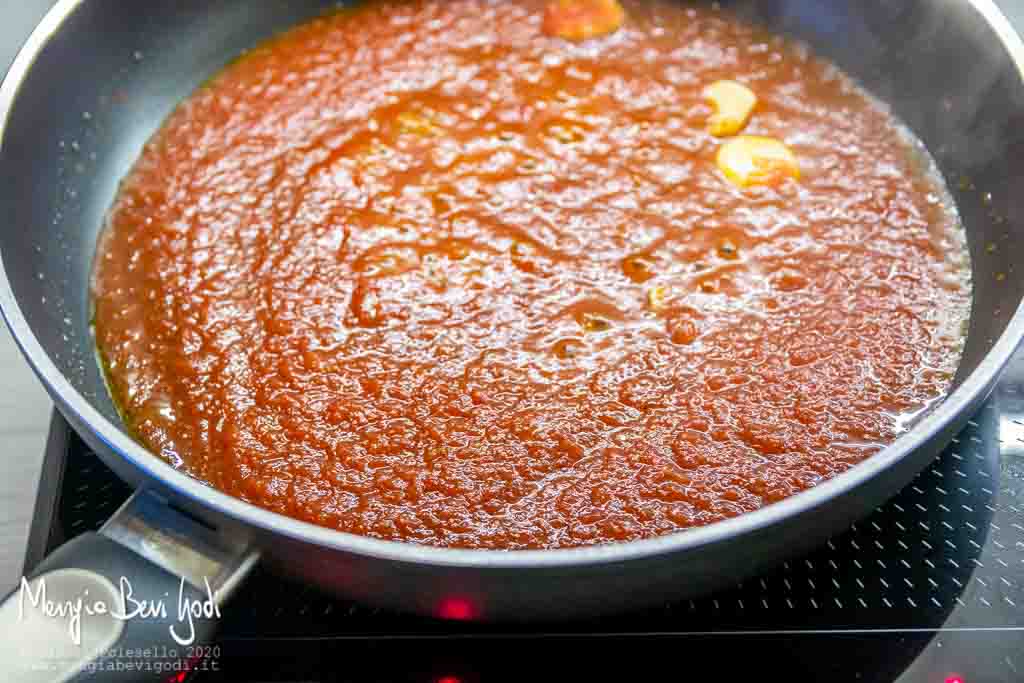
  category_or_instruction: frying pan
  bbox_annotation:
[1,0,1024,680]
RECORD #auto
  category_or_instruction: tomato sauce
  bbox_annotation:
[92,0,971,549]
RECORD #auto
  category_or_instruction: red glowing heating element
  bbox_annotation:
[437,597,476,620]
[945,676,964,683]
[437,677,462,683]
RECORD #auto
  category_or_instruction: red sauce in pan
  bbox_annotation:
[92,0,971,549]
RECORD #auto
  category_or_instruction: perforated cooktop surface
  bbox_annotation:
[21,347,1024,682]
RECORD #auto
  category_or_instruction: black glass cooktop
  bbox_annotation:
[22,346,1024,682]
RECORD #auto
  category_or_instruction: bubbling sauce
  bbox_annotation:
[92,0,971,549]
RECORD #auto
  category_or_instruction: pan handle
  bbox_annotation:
[0,490,258,682]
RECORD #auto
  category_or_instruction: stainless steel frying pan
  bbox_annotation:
[1,1,1024,680]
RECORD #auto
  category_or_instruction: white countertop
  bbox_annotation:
[0,326,50,591]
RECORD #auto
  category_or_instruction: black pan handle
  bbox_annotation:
[0,490,258,682]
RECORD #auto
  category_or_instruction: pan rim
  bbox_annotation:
[1,0,1024,570]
